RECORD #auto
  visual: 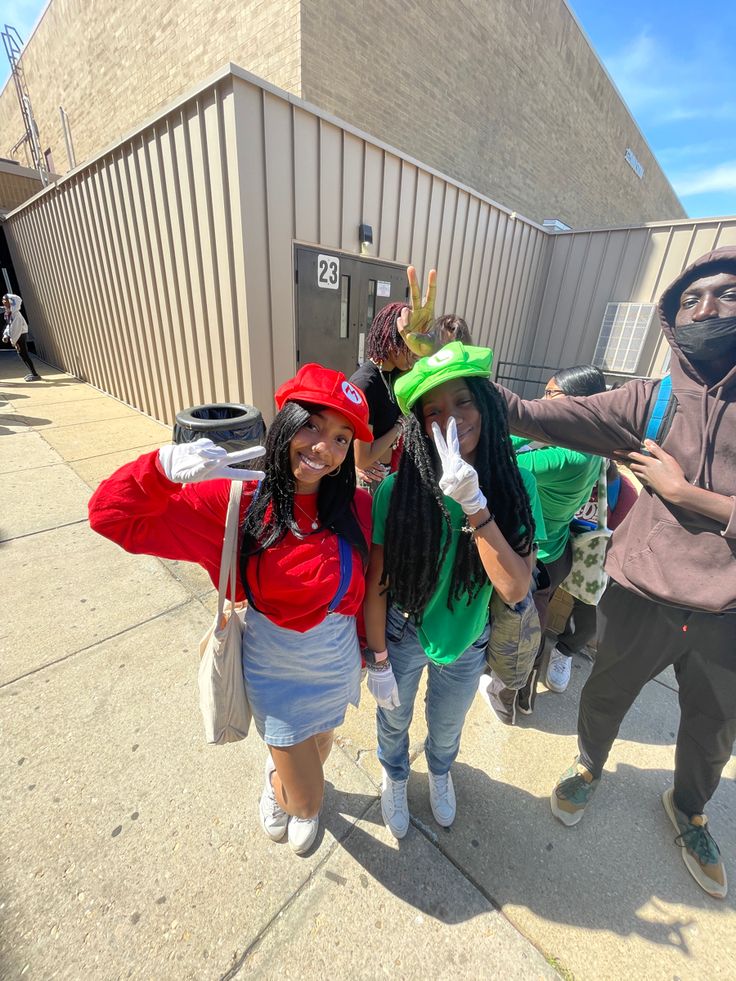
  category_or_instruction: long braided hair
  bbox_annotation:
[240,402,368,582]
[381,377,535,618]
[366,301,407,364]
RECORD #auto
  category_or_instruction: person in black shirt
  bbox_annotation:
[350,268,436,487]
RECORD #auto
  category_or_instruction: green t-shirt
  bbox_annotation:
[511,435,601,564]
[371,468,545,664]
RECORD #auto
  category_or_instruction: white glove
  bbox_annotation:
[366,664,401,710]
[158,437,266,484]
[431,417,487,515]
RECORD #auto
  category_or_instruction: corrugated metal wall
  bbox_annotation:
[523,218,736,394]
[227,73,552,413]
[4,66,551,425]
[5,74,249,425]
[11,64,733,419]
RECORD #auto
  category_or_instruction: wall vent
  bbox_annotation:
[592,302,656,374]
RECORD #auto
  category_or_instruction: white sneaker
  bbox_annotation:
[380,769,410,839]
[545,646,572,693]
[288,813,320,855]
[428,770,456,827]
[258,756,288,842]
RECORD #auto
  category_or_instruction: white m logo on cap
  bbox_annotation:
[341,381,363,404]
[427,348,454,368]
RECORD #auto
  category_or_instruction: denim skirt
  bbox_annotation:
[242,608,362,747]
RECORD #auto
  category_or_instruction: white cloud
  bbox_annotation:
[600,31,735,126]
[673,163,736,197]
[604,32,673,111]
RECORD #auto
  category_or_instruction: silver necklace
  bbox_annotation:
[372,360,396,404]
[294,500,319,531]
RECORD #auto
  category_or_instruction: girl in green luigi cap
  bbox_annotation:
[362,342,545,837]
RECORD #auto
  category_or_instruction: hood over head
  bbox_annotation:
[658,245,736,391]
[658,245,736,491]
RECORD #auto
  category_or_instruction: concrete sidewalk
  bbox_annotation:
[1,355,734,981]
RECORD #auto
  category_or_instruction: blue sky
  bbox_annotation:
[571,0,736,219]
[3,0,735,219]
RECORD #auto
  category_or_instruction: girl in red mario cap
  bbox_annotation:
[89,364,373,856]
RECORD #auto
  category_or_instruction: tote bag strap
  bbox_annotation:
[595,457,608,531]
[217,481,244,620]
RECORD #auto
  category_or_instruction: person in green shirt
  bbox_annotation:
[362,343,545,838]
[507,365,606,708]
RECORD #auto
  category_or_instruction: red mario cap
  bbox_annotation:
[274,363,374,443]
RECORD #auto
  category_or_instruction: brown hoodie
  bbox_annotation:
[499,246,736,613]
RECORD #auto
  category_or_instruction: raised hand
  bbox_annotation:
[397,266,439,358]
[158,437,266,484]
[432,417,487,515]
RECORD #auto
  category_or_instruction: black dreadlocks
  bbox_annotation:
[240,402,368,584]
[366,301,407,364]
[381,376,535,618]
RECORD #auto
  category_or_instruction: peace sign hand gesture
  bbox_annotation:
[397,266,439,359]
[158,437,266,484]
[431,417,487,515]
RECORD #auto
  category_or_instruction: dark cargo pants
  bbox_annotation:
[578,581,736,817]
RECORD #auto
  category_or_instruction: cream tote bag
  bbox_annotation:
[197,481,251,744]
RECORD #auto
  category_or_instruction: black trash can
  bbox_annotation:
[173,403,266,456]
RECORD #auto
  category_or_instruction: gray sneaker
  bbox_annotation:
[288,813,320,855]
[428,770,456,827]
[545,646,572,693]
[381,769,410,839]
[259,756,288,842]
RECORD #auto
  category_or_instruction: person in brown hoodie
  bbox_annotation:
[494,246,736,900]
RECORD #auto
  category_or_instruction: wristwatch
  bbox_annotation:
[363,647,391,671]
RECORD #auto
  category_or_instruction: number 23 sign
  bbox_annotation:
[317,254,339,290]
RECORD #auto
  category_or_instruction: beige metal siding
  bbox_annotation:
[5,77,251,426]
[233,67,553,407]
[527,219,736,390]
[5,67,551,426]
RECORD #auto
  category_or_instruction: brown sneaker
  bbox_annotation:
[662,788,727,899]
[551,758,599,827]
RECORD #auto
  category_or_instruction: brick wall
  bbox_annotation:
[0,0,684,228]
[0,0,301,172]
[299,0,685,228]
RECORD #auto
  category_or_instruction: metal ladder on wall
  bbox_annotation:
[1,23,49,185]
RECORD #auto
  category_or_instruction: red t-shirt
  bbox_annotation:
[88,451,372,633]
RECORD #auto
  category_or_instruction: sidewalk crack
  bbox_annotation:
[220,794,377,981]
[0,599,196,688]
[0,518,87,544]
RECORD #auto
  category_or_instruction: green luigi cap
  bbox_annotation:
[394,341,494,414]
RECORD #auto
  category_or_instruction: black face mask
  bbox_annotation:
[673,316,736,364]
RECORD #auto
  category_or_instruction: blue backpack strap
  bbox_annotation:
[645,374,673,442]
[328,536,353,613]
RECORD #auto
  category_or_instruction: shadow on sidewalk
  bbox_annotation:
[320,786,493,925]
[506,655,680,748]
[0,412,52,435]
[313,757,733,947]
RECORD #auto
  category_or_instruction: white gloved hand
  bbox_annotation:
[158,437,266,484]
[432,417,487,515]
[366,664,401,710]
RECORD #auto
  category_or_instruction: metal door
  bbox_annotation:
[295,247,408,377]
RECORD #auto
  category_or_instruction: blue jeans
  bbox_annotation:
[376,605,490,781]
